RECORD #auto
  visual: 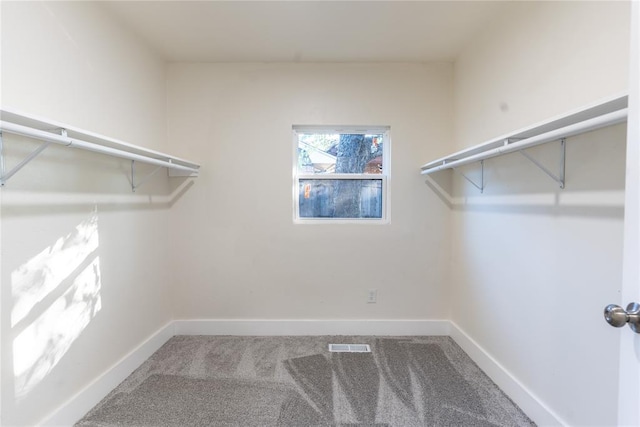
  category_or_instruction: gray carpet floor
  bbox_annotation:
[76,336,535,427]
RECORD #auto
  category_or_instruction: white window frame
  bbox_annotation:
[292,125,391,224]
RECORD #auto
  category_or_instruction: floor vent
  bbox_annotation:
[328,344,371,353]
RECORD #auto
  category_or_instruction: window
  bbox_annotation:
[293,126,390,223]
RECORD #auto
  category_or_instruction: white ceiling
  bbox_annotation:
[101,1,513,63]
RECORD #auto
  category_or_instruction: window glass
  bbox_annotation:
[297,133,384,175]
[294,127,389,222]
[298,179,383,219]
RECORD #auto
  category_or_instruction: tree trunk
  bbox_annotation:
[334,134,369,218]
[335,134,371,174]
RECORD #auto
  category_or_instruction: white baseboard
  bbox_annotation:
[40,322,175,427]
[449,321,567,427]
[173,319,451,336]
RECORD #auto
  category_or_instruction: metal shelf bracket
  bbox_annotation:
[458,160,485,193]
[130,160,163,192]
[0,129,66,186]
[0,109,200,188]
[420,95,627,192]
[519,138,566,189]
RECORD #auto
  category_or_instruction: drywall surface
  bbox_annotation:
[1,2,171,425]
[167,63,453,320]
[450,2,630,425]
[454,1,630,152]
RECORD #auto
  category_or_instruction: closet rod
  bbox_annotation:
[421,108,628,175]
[0,121,199,175]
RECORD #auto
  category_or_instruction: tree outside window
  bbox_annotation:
[294,127,389,222]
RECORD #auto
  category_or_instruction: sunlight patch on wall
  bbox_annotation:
[11,210,103,399]
[13,258,102,399]
[11,211,99,327]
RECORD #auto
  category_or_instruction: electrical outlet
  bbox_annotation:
[367,289,377,304]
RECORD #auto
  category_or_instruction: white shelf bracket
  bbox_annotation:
[519,138,566,189]
[0,129,66,186]
[0,110,201,187]
[457,160,485,193]
[130,160,163,192]
[420,95,626,187]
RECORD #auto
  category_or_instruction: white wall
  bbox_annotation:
[451,2,630,425]
[453,1,630,152]
[1,2,172,425]
[166,63,453,321]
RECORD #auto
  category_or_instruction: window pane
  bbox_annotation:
[299,179,383,219]
[297,133,383,174]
